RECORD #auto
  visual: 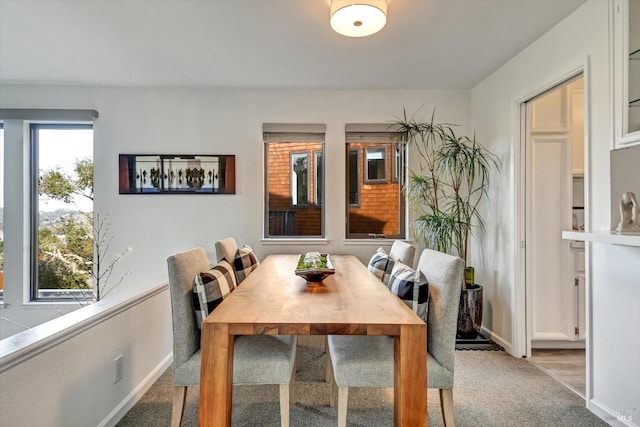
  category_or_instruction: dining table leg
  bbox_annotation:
[199,322,234,427]
[394,323,428,426]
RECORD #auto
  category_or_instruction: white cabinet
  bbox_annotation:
[613,0,640,147]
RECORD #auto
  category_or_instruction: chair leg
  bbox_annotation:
[325,335,331,382]
[327,354,336,407]
[337,386,348,427]
[171,386,187,427]
[439,388,455,427]
[279,383,290,427]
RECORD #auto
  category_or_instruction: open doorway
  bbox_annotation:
[522,73,586,397]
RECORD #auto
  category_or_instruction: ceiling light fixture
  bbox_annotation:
[330,0,387,38]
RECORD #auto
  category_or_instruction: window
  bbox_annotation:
[365,147,387,183]
[290,152,309,206]
[0,125,3,301]
[264,125,325,238]
[346,130,406,239]
[31,124,94,301]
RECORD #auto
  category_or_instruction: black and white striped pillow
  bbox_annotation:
[193,260,236,328]
[387,261,429,322]
[368,247,395,285]
[234,245,260,284]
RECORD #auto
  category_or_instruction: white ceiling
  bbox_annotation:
[0,0,586,90]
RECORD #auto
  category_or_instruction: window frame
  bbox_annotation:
[364,146,388,183]
[347,148,361,207]
[314,150,323,207]
[0,124,3,302]
[290,151,310,207]
[345,133,406,240]
[392,142,401,183]
[30,123,94,302]
[263,127,326,239]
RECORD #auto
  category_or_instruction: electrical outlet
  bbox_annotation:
[114,354,124,384]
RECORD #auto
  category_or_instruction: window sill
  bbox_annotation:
[343,239,403,246]
[261,238,328,245]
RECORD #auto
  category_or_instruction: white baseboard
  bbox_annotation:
[589,398,638,427]
[479,326,513,354]
[98,352,174,427]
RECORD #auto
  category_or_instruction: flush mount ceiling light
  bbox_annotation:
[330,0,387,38]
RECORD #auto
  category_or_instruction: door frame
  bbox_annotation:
[513,62,592,383]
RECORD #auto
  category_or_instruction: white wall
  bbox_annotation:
[0,85,470,424]
[471,0,639,424]
[0,285,172,427]
[0,86,469,334]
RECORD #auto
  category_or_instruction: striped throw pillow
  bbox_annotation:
[368,247,395,285]
[234,245,260,284]
[193,260,237,328]
[387,261,429,322]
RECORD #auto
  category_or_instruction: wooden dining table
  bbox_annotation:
[198,254,427,426]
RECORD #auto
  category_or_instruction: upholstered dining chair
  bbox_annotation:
[215,236,239,263]
[389,240,416,267]
[324,240,417,382]
[327,248,464,427]
[167,247,297,427]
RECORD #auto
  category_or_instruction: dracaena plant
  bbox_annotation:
[394,109,500,288]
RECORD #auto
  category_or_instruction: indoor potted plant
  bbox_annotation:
[393,109,500,339]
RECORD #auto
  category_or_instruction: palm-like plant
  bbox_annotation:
[394,109,500,288]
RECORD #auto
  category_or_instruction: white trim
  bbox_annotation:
[589,398,638,427]
[98,352,173,427]
[0,283,168,372]
[513,61,589,359]
[479,326,512,355]
[513,100,528,358]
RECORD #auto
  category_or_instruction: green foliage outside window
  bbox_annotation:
[38,158,94,294]
[37,215,93,290]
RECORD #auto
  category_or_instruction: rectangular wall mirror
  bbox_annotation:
[118,154,236,194]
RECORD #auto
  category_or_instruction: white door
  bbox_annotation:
[525,76,585,345]
[527,134,574,341]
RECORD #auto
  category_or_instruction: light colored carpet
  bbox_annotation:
[117,337,607,426]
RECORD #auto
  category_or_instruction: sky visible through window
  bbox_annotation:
[37,128,93,212]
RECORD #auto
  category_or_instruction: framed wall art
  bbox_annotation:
[118,154,236,194]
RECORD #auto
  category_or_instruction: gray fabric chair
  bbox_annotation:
[327,248,464,427]
[323,240,417,382]
[167,247,297,427]
[215,236,239,263]
[389,240,416,267]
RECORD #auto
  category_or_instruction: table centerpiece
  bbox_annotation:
[295,252,335,284]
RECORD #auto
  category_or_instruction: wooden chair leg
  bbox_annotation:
[327,354,336,407]
[439,388,455,427]
[279,383,290,427]
[337,386,348,427]
[171,386,187,427]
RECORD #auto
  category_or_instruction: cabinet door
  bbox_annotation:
[614,0,640,146]
[529,136,575,341]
